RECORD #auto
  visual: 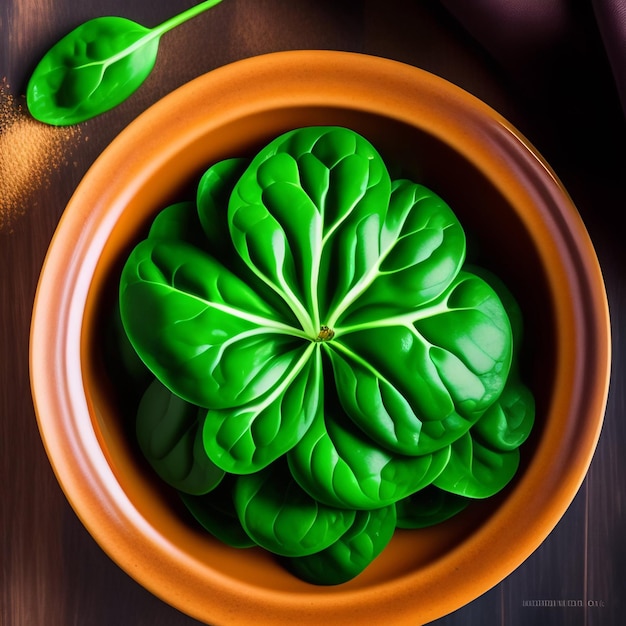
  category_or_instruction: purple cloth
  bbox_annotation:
[438,0,626,120]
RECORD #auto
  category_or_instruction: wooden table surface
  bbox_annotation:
[2,1,625,624]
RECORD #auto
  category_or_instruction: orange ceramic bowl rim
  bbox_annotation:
[30,51,611,625]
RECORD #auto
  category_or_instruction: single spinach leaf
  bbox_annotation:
[197,157,299,326]
[337,271,513,424]
[147,201,209,250]
[202,345,323,474]
[468,265,535,451]
[326,340,477,456]
[285,504,397,585]
[233,461,356,557]
[197,158,250,258]
[412,271,513,415]
[228,126,391,336]
[472,376,535,451]
[136,378,224,495]
[324,345,425,456]
[179,476,256,548]
[27,0,224,125]
[433,431,520,498]
[395,485,470,529]
[119,238,308,408]
[287,391,451,510]
[329,178,466,327]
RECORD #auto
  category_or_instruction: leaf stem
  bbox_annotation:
[206,300,312,340]
[335,299,453,336]
[276,276,317,338]
[152,0,224,37]
[309,216,324,330]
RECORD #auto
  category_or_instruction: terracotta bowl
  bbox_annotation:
[30,51,610,625]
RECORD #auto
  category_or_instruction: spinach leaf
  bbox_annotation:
[285,504,397,585]
[136,379,224,495]
[433,431,520,498]
[328,178,466,327]
[468,266,535,451]
[331,272,513,455]
[197,158,250,258]
[287,392,451,510]
[472,375,535,452]
[27,1,224,125]
[233,461,356,557]
[202,346,323,473]
[119,238,308,408]
[147,201,209,250]
[197,158,299,325]
[228,126,391,335]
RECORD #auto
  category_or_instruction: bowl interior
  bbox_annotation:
[33,51,609,626]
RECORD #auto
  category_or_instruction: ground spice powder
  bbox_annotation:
[1,78,83,232]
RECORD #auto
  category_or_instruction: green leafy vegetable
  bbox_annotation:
[287,390,451,510]
[468,266,535,451]
[197,157,298,324]
[179,476,256,548]
[233,461,356,557]
[136,379,224,495]
[472,377,535,452]
[329,178,466,326]
[327,271,513,456]
[120,239,308,409]
[27,0,224,125]
[432,431,520,498]
[285,504,397,585]
[115,126,535,584]
[197,158,250,255]
[202,346,323,474]
[228,126,392,335]
[147,201,209,250]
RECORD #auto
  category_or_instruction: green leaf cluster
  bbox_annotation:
[116,126,535,584]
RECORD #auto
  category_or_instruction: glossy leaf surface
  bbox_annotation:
[26,1,223,125]
[147,201,209,250]
[202,346,323,474]
[119,239,307,408]
[197,158,297,324]
[331,178,466,326]
[330,271,513,455]
[433,431,520,498]
[136,379,224,495]
[233,461,356,557]
[287,398,451,510]
[472,375,535,451]
[228,126,391,335]
[197,158,250,256]
[469,266,535,451]
[286,505,397,585]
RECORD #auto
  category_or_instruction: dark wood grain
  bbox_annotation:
[2,1,624,624]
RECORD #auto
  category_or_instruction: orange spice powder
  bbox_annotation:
[1,78,84,232]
